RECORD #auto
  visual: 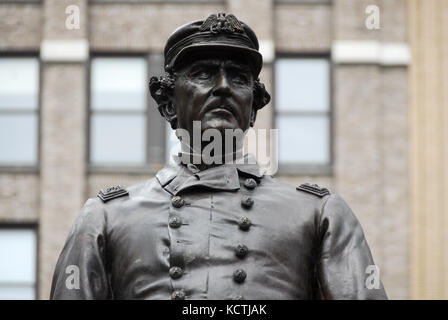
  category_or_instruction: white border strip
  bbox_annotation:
[41,39,89,62]
[332,40,411,65]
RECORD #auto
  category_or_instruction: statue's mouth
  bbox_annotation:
[202,100,236,118]
[207,107,234,117]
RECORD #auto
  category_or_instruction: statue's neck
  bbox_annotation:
[178,140,244,171]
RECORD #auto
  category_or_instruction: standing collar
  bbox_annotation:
[155,153,264,195]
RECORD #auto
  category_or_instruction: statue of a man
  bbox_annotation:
[50,13,387,300]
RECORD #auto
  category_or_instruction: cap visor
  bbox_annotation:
[171,43,263,76]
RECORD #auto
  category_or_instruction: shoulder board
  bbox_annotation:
[97,185,129,203]
[296,183,330,198]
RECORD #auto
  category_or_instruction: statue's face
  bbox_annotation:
[173,53,255,136]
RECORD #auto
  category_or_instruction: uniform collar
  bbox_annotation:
[156,153,264,195]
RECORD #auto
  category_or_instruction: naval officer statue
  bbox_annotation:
[50,13,387,300]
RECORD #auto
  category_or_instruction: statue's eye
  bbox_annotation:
[189,67,213,80]
[231,72,249,85]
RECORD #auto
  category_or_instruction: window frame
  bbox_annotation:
[273,53,333,176]
[0,223,38,300]
[87,52,167,174]
[0,52,41,173]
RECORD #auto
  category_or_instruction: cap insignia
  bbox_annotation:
[199,13,244,34]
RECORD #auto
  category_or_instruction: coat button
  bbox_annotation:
[169,266,183,279]
[171,290,185,300]
[169,216,182,228]
[235,243,249,258]
[244,178,257,189]
[235,244,249,258]
[238,216,251,231]
[171,196,185,208]
[241,195,254,208]
[233,269,247,283]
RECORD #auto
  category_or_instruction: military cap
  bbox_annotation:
[164,13,263,76]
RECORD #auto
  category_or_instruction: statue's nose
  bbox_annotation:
[212,70,231,97]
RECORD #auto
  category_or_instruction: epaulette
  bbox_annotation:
[296,183,330,198]
[97,185,129,203]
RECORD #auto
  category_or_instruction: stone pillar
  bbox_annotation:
[39,0,88,299]
[408,0,448,299]
[332,0,409,299]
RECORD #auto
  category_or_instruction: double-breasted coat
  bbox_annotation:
[50,158,387,300]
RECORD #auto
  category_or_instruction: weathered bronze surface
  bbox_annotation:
[50,13,387,300]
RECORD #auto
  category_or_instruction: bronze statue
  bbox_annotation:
[50,13,387,300]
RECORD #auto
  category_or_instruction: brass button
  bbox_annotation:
[233,269,247,283]
[244,178,257,189]
[169,216,182,228]
[238,216,251,231]
[241,195,254,208]
[171,290,185,300]
[169,266,183,279]
[171,196,185,208]
[235,244,248,258]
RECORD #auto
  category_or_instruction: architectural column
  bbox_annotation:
[409,0,448,299]
[332,0,409,299]
[39,0,88,299]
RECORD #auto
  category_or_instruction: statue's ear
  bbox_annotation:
[252,79,271,112]
[149,75,178,129]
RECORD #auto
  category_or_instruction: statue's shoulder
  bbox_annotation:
[263,177,331,208]
[263,176,330,199]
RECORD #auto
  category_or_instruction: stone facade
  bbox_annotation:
[0,0,413,299]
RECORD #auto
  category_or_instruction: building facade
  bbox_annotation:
[0,0,445,300]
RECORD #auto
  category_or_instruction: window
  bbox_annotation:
[0,227,37,300]
[89,55,166,170]
[0,58,39,167]
[275,57,331,173]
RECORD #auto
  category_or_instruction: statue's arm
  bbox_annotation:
[315,194,388,300]
[50,198,112,300]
